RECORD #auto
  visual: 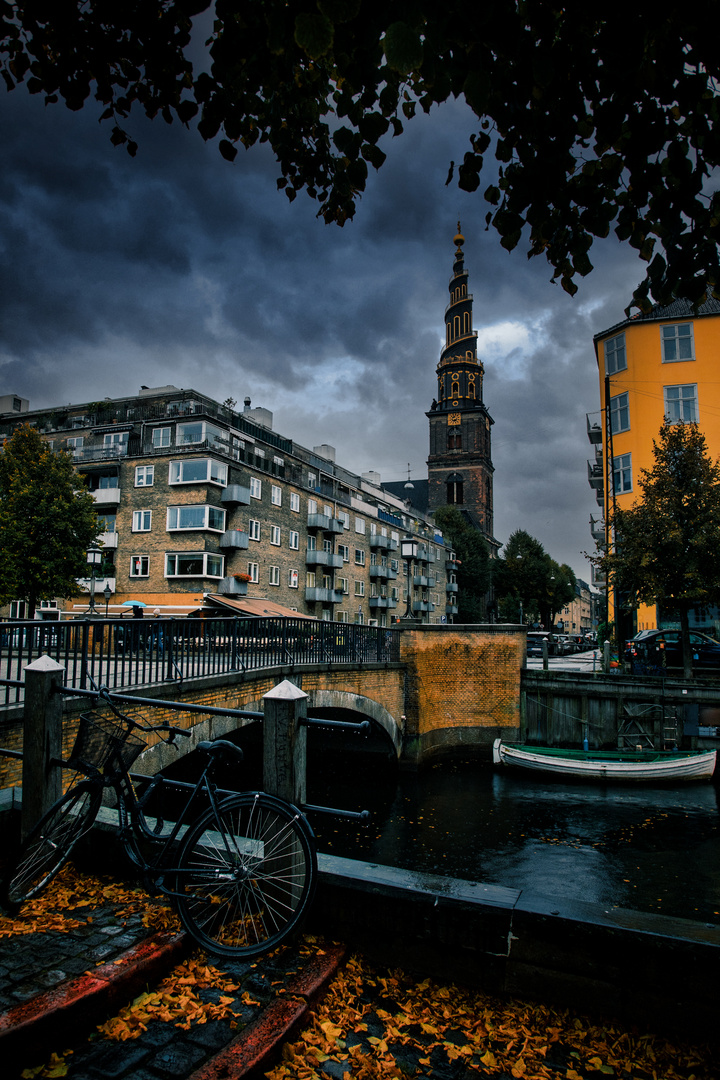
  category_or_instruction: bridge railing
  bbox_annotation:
[2,661,369,840]
[0,616,401,705]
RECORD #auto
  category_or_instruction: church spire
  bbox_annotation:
[434,222,484,412]
[426,226,495,543]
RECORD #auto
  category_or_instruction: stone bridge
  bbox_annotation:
[0,625,525,788]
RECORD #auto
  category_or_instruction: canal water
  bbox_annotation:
[164,719,720,926]
[307,756,720,924]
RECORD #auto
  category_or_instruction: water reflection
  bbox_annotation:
[308,758,720,924]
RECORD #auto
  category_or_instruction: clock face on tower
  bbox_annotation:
[448,413,461,426]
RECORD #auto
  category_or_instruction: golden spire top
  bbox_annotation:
[454,221,465,254]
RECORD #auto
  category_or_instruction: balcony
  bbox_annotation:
[218,577,248,596]
[92,487,120,505]
[98,531,118,549]
[369,534,397,551]
[591,565,607,587]
[586,415,603,444]
[446,581,459,594]
[72,445,128,463]
[589,515,605,543]
[369,565,397,580]
[305,587,343,604]
[77,576,116,594]
[305,551,344,569]
[369,597,397,609]
[412,600,435,613]
[416,546,435,564]
[219,529,249,549]
[221,484,251,506]
[307,513,332,531]
[413,574,436,588]
[446,604,458,616]
[587,460,603,490]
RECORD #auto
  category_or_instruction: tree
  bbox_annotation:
[0,425,100,617]
[600,422,720,678]
[433,506,490,622]
[3,3,720,310]
[494,530,575,628]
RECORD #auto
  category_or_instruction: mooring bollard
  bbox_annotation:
[603,639,611,673]
[22,655,65,839]
[262,679,308,806]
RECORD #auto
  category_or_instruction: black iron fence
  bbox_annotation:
[0,617,402,705]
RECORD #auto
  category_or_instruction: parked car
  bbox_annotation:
[526,631,558,657]
[625,629,720,671]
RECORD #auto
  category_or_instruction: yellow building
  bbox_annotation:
[588,297,720,640]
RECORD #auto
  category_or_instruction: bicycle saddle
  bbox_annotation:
[197,739,244,761]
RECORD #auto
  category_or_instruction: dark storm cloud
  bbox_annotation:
[0,82,645,577]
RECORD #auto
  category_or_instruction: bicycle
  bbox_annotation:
[0,691,317,959]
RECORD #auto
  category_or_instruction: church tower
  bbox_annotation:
[427,226,495,541]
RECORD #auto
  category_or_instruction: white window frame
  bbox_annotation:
[269,565,280,586]
[248,519,261,541]
[168,458,227,486]
[288,569,299,588]
[661,322,695,363]
[306,571,316,588]
[290,493,300,513]
[355,580,365,597]
[337,543,349,561]
[338,510,350,530]
[355,517,365,534]
[130,555,149,578]
[132,509,152,532]
[289,530,300,550]
[247,561,259,583]
[250,477,262,499]
[339,577,349,594]
[613,452,633,494]
[165,552,224,578]
[152,426,172,448]
[134,465,154,487]
[271,484,282,506]
[664,384,698,423]
[308,498,318,515]
[166,504,226,532]
[355,549,365,566]
[604,332,627,375]
[610,392,630,434]
[270,525,281,546]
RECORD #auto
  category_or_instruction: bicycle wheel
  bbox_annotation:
[175,792,317,958]
[1,782,102,911]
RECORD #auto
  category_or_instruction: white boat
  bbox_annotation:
[492,739,717,782]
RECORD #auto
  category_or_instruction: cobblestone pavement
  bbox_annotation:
[0,865,344,1080]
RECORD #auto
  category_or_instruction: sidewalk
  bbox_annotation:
[0,864,345,1079]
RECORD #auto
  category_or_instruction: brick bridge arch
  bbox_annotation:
[0,625,525,790]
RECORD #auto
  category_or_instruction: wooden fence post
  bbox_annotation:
[262,679,307,806]
[22,655,65,839]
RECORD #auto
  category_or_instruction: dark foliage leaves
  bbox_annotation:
[3,4,720,307]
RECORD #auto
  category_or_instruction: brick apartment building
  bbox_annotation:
[0,387,459,624]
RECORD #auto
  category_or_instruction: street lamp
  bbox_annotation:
[86,546,102,615]
[400,537,419,620]
[103,583,113,617]
[516,553,523,624]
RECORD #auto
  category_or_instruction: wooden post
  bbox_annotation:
[22,655,65,839]
[262,679,308,806]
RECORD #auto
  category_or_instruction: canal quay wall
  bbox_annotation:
[521,669,720,750]
[311,853,720,1044]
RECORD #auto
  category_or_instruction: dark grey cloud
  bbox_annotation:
[0,83,645,579]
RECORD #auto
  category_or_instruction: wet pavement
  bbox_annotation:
[0,865,344,1079]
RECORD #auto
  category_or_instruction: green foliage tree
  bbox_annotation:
[0,425,100,617]
[494,530,575,629]
[601,422,720,679]
[3,3,720,309]
[433,505,490,622]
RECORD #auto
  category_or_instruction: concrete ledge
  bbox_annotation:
[311,853,720,1042]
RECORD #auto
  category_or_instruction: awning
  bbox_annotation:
[204,594,316,620]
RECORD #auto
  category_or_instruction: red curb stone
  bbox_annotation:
[188,996,309,1080]
[284,942,347,1001]
[188,941,347,1080]
[0,930,188,1060]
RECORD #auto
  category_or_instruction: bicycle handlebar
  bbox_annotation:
[97,687,193,741]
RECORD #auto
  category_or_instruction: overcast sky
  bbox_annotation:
[1,76,645,582]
